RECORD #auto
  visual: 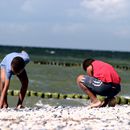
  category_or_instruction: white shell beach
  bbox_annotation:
[0,105,130,130]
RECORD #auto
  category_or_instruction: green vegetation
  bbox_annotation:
[1,45,130,65]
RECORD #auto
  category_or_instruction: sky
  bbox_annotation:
[0,0,130,51]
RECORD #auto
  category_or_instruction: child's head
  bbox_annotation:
[82,59,95,71]
[11,57,25,75]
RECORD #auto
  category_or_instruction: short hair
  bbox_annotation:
[11,57,25,74]
[82,59,95,71]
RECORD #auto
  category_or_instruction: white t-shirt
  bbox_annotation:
[0,51,30,79]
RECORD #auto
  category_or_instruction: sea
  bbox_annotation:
[0,45,130,107]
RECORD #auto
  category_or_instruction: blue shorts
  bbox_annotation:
[81,75,121,98]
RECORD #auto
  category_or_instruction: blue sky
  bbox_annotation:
[0,0,130,51]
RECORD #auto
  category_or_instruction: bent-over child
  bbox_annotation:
[77,59,121,108]
[0,51,30,109]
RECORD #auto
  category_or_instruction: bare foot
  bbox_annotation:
[87,100,104,109]
[101,97,116,107]
[108,97,116,107]
[1,103,9,109]
[3,104,8,108]
[16,104,25,109]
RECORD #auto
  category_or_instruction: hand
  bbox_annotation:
[16,104,25,109]
[3,103,8,108]
[0,103,8,109]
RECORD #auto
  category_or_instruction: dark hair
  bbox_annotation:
[82,59,95,71]
[11,57,25,74]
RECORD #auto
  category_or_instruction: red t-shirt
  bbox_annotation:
[92,60,121,84]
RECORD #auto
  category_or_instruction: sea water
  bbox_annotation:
[1,46,130,107]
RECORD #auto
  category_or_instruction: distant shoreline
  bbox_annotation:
[1,45,130,62]
[0,44,130,53]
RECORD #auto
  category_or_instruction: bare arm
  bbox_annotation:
[0,68,10,108]
[16,69,28,108]
[86,65,93,77]
[0,80,10,108]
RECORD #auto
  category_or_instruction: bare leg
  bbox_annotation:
[77,75,104,108]
[16,70,28,109]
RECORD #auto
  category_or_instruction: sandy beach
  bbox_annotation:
[0,104,130,130]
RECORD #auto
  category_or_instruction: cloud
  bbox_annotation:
[113,28,130,38]
[21,0,68,14]
[52,23,86,34]
[0,23,29,35]
[21,0,34,13]
[80,0,129,20]
[21,0,45,14]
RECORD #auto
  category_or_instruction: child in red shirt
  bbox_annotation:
[77,59,121,108]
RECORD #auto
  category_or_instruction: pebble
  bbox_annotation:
[0,105,130,130]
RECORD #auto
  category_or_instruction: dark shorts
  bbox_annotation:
[81,75,121,98]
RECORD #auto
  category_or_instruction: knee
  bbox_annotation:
[76,75,84,84]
